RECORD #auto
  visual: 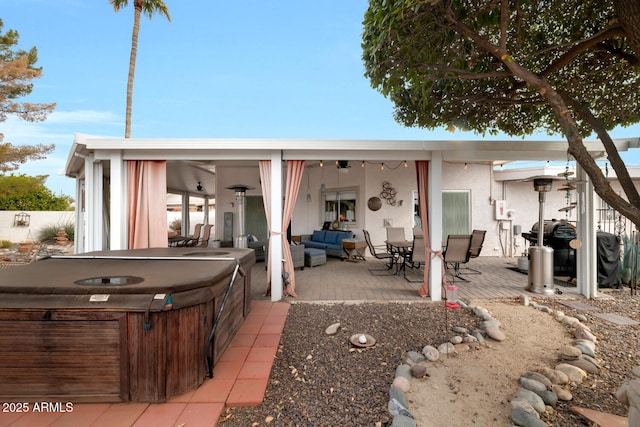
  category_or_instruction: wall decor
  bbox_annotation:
[367,196,382,211]
[380,181,397,206]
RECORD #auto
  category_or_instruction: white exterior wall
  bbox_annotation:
[0,211,75,243]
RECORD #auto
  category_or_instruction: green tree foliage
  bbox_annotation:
[0,19,55,172]
[362,0,640,228]
[110,0,171,138]
[0,175,73,211]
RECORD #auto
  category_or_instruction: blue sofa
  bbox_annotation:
[302,230,355,258]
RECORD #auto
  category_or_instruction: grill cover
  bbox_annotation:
[597,231,621,288]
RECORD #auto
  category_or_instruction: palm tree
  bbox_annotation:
[110,0,171,138]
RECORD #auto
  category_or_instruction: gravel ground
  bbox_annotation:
[217,290,640,426]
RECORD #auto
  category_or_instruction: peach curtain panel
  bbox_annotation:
[281,160,305,297]
[127,160,168,249]
[258,160,273,294]
[258,159,305,298]
[415,161,431,297]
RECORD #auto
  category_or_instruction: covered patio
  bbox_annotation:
[65,134,639,302]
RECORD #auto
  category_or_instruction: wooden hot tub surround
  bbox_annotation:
[0,247,255,403]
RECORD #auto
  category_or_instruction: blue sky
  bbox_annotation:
[2,0,640,197]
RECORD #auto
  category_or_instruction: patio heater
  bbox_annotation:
[225,184,255,249]
[527,176,557,294]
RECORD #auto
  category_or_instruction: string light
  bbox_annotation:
[319,160,323,168]
[403,160,408,168]
[464,163,468,170]
[380,163,384,171]
[361,161,365,168]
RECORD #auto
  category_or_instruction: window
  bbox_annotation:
[322,188,358,227]
[442,190,471,239]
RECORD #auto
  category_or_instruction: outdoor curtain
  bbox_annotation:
[415,161,431,297]
[259,159,305,298]
[127,160,168,249]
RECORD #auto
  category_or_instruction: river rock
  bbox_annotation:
[559,345,582,360]
[574,339,596,352]
[392,376,411,392]
[422,345,439,361]
[561,316,580,326]
[388,396,413,418]
[515,388,546,414]
[539,305,553,314]
[510,397,538,417]
[551,384,573,401]
[454,343,470,353]
[437,342,456,355]
[473,307,492,320]
[391,414,417,427]
[574,342,596,358]
[555,363,587,383]
[538,367,570,385]
[554,310,565,320]
[519,377,548,393]
[523,371,553,388]
[396,364,412,380]
[511,406,547,427]
[574,321,591,332]
[463,334,477,343]
[535,389,558,406]
[573,328,597,343]
[479,319,501,329]
[389,385,409,408]
[405,351,426,364]
[564,357,599,374]
[485,325,505,341]
[575,313,588,322]
[324,322,340,335]
[452,326,469,334]
[449,335,463,344]
[410,364,428,378]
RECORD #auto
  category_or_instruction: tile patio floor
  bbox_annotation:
[0,256,584,426]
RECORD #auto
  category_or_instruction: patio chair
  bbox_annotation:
[461,229,486,274]
[196,224,213,247]
[386,227,406,242]
[443,234,473,282]
[184,223,203,247]
[363,230,396,275]
[404,234,427,282]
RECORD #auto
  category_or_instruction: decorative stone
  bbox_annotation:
[573,328,597,343]
[392,376,411,392]
[479,319,501,329]
[422,345,439,361]
[437,342,456,355]
[389,385,409,408]
[410,364,428,378]
[538,367,570,385]
[452,326,469,334]
[324,322,340,335]
[574,339,596,352]
[463,334,477,343]
[388,396,414,418]
[574,342,596,358]
[510,397,538,417]
[511,407,547,427]
[519,377,547,393]
[485,325,505,341]
[535,389,558,407]
[564,357,599,374]
[449,335,463,344]
[472,331,485,343]
[390,414,417,427]
[515,388,546,414]
[561,316,580,326]
[521,295,531,306]
[551,384,573,401]
[523,371,552,388]
[395,364,412,380]
[454,343,470,353]
[559,345,582,360]
[555,363,587,383]
[405,351,426,364]
[575,313,588,322]
[554,310,565,320]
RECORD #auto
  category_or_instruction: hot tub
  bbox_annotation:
[0,247,255,403]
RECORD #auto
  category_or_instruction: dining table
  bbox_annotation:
[385,240,413,274]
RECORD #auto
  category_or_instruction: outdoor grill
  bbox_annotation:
[522,220,577,277]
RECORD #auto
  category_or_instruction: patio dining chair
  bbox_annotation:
[196,224,214,247]
[404,234,427,282]
[363,230,396,275]
[443,234,473,282]
[460,229,486,274]
[184,223,203,247]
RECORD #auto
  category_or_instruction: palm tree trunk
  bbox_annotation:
[125,5,142,138]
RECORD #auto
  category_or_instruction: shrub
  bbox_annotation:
[0,240,12,248]
[37,222,75,244]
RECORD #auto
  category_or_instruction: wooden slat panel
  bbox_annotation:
[0,319,122,400]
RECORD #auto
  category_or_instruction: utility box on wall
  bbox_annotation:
[495,200,509,220]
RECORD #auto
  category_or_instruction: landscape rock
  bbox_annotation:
[515,388,546,414]
[551,384,573,401]
[437,342,456,355]
[511,406,547,427]
[538,367,570,385]
[485,325,506,341]
[523,371,552,388]
[410,364,428,378]
[391,414,417,427]
[555,363,587,383]
[324,322,340,335]
[559,345,582,360]
[422,345,439,361]
[405,351,426,364]
[518,377,547,393]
